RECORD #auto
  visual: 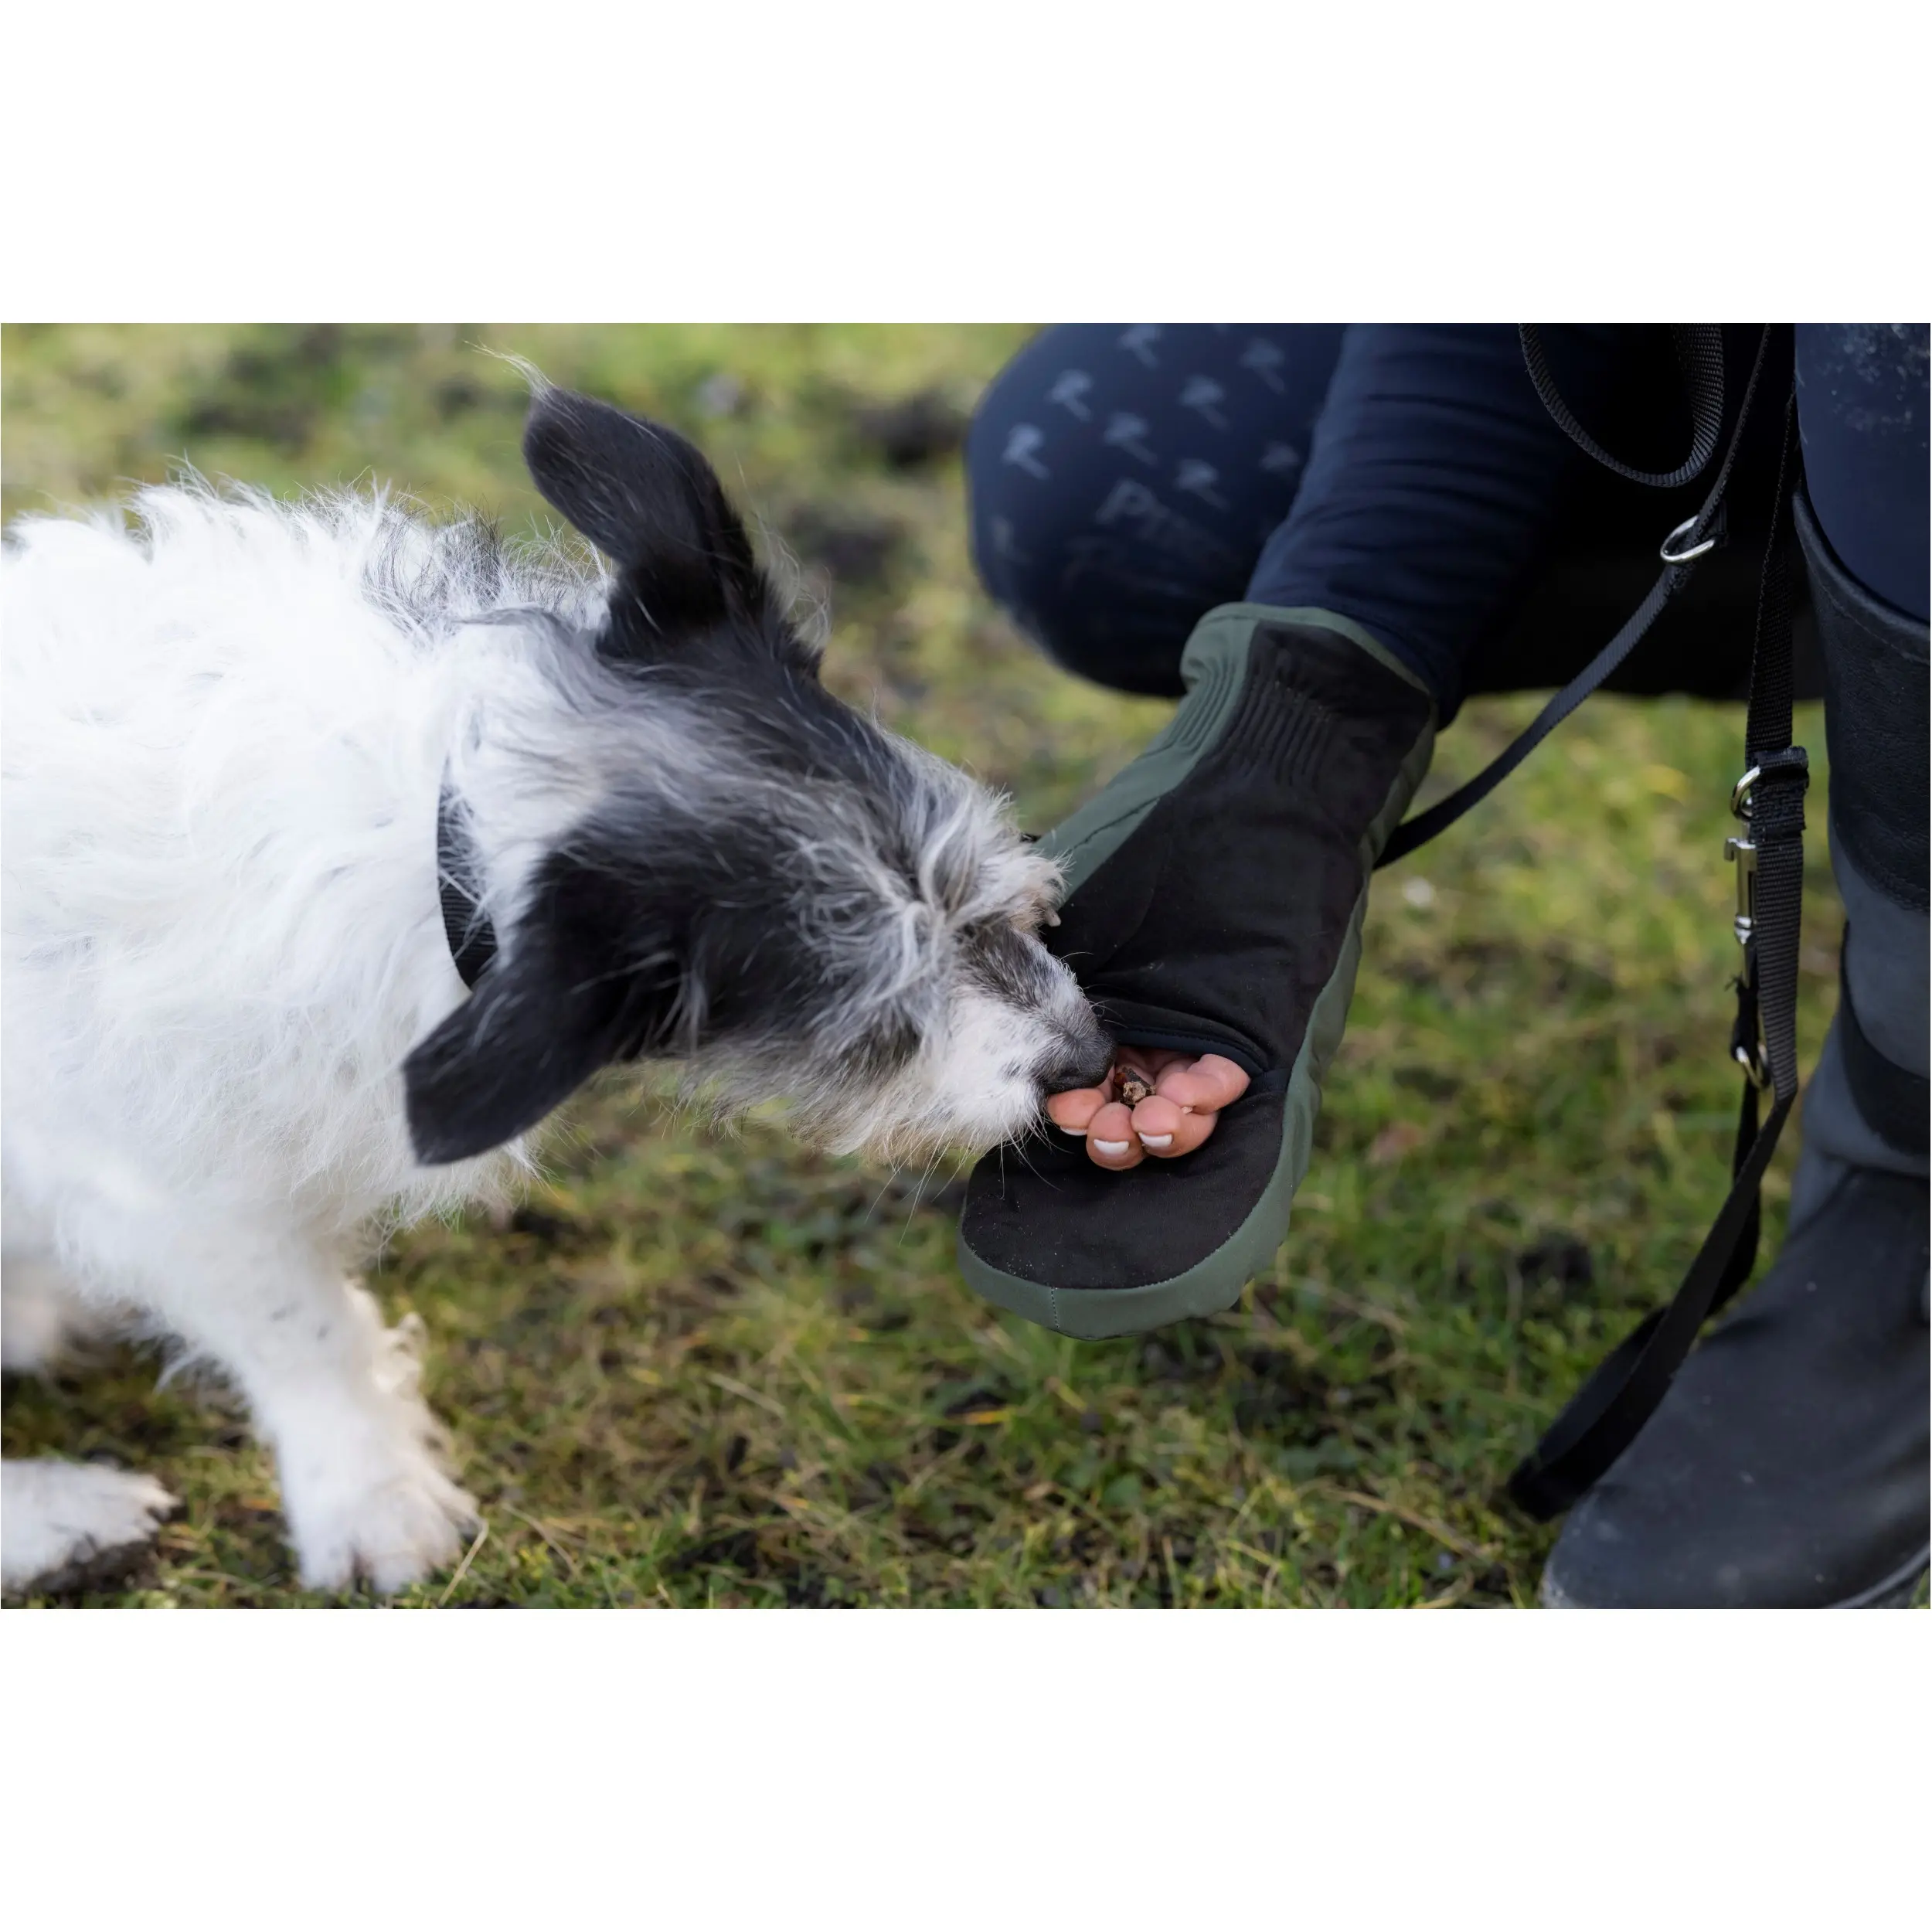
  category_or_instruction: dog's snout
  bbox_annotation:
[1042,1030,1114,1094]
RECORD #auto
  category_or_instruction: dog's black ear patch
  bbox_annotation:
[403,845,685,1165]
[403,961,620,1165]
[522,386,761,638]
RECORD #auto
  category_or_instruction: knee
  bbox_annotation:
[963,346,1073,628]
[964,338,1194,697]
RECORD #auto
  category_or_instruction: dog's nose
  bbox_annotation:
[1041,1032,1114,1094]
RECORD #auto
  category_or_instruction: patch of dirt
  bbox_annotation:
[852,389,967,469]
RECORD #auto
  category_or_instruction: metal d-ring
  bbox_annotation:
[1660,515,1719,566]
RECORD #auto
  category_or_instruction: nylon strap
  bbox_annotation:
[1519,324,1727,488]
[1377,324,1777,869]
[1505,387,1809,1519]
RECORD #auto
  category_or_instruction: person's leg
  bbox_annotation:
[971,323,1805,708]
[1786,321,1929,1211]
[1246,324,1627,713]
[1545,322,1930,1608]
[1462,325,1823,702]
[1796,324,1930,623]
[1249,323,1820,710]
[966,324,1345,696]
[1790,324,1930,1215]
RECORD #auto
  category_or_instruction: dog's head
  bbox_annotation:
[403,385,1111,1168]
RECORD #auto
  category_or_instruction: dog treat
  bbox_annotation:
[1115,1070,1153,1109]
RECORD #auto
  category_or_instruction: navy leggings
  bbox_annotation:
[968,324,1928,714]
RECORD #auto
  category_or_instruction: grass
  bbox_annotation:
[1,323,1855,1607]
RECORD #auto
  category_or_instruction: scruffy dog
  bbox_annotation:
[2,383,1111,1595]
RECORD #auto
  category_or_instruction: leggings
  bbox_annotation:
[968,324,1925,715]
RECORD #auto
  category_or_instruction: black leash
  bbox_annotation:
[1378,325,1770,867]
[1519,323,1728,488]
[1510,393,1807,1516]
[1373,324,1811,1520]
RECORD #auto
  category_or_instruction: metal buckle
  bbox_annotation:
[1733,1029,1774,1090]
[1730,764,1763,820]
[1661,515,1719,566]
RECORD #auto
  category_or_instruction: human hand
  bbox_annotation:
[1043,1048,1251,1171]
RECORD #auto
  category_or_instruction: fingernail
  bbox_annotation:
[1092,1139,1131,1157]
[1138,1133,1173,1150]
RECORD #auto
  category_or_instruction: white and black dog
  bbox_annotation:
[1,380,1111,1595]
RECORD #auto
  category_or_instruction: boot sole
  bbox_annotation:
[1833,1547,1930,1608]
[1539,1544,1929,1609]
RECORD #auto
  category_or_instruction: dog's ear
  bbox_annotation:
[403,852,686,1165]
[402,951,622,1165]
[522,386,762,638]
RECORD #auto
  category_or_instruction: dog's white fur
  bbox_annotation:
[2,475,1090,1594]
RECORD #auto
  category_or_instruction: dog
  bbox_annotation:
[1,379,1112,1596]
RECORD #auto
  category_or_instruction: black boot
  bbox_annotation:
[1543,487,1930,1608]
[1540,1155,1928,1608]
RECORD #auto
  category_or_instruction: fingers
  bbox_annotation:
[1130,1096,1219,1158]
[1046,1087,1108,1134]
[1129,1092,1186,1147]
[1151,1053,1250,1114]
[1049,1086,1153,1167]
[1083,1100,1144,1169]
[1128,1092,1220,1160]
[1083,1090,1222,1167]
[1047,1050,1250,1170]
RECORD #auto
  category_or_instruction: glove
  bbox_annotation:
[956,604,1436,1337]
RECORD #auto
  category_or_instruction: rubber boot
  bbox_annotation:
[1543,489,1930,1607]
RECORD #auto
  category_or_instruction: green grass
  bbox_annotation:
[1,324,1850,1607]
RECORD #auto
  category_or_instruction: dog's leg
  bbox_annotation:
[114,1216,481,1594]
[2,1250,117,1374]
[1,1206,176,1597]
[1,1458,179,1597]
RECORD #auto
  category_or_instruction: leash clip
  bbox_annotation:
[1723,832,1758,947]
[1725,764,1761,946]
[1661,506,1723,566]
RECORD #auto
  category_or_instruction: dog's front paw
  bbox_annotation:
[284,1439,481,1597]
[1,1458,178,1596]
[276,1290,480,1595]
